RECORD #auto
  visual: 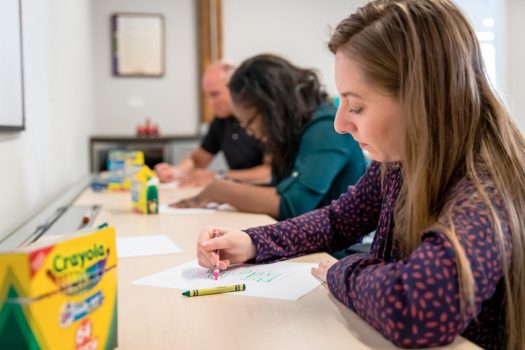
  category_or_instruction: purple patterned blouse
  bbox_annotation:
[245,161,511,349]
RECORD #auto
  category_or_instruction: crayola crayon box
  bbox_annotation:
[131,165,158,215]
[107,150,145,191]
[0,227,118,349]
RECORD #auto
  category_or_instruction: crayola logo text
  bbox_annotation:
[53,244,106,273]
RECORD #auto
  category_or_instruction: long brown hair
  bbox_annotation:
[329,1,525,349]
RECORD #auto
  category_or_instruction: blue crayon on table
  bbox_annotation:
[182,284,246,297]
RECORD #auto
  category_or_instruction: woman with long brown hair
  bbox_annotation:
[195,1,525,349]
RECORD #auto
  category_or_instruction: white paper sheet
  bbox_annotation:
[157,181,179,190]
[158,204,216,214]
[117,235,182,258]
[132,259,321,300]
[159,203,235,214]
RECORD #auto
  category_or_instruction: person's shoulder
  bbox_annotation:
[431,168,514,263]
[301,102,336,133]
[207,115,236,131]
[439,169,507,226]
[221,115,237,123]
[207,116,221,127]
[300,103,357,150]
[210,115,236,125]
[312,101,337,121]
[452,170,497,202]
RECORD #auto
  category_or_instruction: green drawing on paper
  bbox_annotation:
[200,269,282,283]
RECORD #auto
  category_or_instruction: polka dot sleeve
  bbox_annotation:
[326,178,512,348]
[245,161,383,263]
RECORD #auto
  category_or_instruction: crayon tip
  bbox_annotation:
[182,291,190,297]
[213,269,219,280]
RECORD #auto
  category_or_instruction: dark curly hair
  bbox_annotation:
[228,54,328,181]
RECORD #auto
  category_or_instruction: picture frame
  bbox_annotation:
[111,13,165,77]
[0,0,25,131]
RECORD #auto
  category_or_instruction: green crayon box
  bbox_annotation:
[131,165,159,214]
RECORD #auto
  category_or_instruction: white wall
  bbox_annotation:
[90,0,525,134]
[91,0,199,136]
[223,0,524,132]
[0,0,94,237]
[223,0,361,97]
[504,0,525,132]
[90,0,359,138]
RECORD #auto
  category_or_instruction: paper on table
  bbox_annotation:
[117,235,182,258]
[158,203,234,214]
[158,204,216,214]
[132,259,321,300]
[158,181,179,190]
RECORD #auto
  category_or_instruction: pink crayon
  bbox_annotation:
[212,229,220,280]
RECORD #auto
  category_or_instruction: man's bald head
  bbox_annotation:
[202,62,236,118]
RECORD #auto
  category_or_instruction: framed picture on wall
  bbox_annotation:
[111,13,165,77]
[0,0,25,131]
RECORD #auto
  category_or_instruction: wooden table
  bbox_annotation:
[74,187,480,350]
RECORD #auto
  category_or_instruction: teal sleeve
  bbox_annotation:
[276,117,365,219]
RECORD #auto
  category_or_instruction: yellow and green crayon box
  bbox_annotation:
[107,150,145,191]
[131,165,158,215]
[0,227,118,349]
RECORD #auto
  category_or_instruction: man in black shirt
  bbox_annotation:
[155,62,269,186]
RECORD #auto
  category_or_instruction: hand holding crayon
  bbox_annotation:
[196,226,257,271]
[212,229,220,280]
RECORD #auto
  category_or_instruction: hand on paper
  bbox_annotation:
[311,258,337,283]
[154,163,181,183]
[169,182,221,209]
[196,226,256,270]
[169,195,210,209]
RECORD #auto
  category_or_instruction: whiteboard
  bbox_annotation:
[0,0,25,131]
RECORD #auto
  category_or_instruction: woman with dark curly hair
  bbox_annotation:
[171,54,367,220]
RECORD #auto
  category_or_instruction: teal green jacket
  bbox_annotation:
[274,103,367,220]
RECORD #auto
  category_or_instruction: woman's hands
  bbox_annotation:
[169,182,222,208]
[196,226,338,283]
[311,258,338,283]
[196,226,256,270]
